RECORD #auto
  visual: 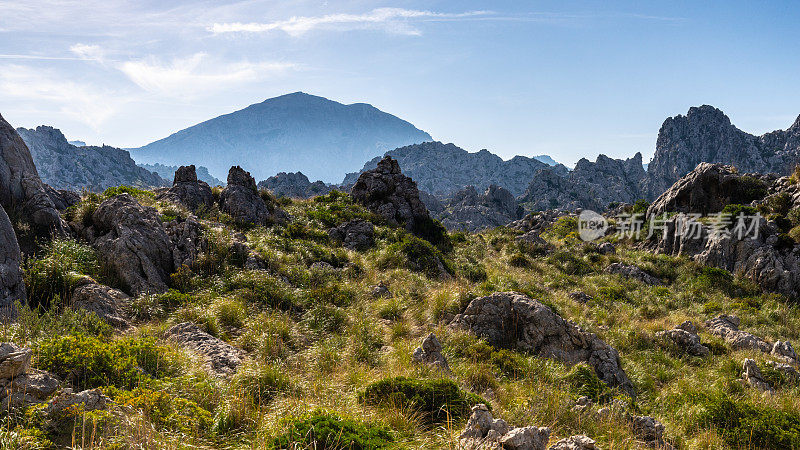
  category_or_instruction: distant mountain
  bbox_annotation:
[138,162,222,186]
[343,141,569,198]
[17,126,166,192]
[533,154,561,167]
[68,140,86,147]
[131,92,432,183]
[645,105,800,196]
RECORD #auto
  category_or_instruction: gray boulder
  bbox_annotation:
[165,215,205,268]
[257,171,332,199]
[328,219,375,251]
[0,206,24,317]
[0,343,31,379]
[459,404,549,450]
[166,322,244,377]
[656,321,709,357]
[411,333,449,371]
[45,388,109,420]
[631,415,666,446]
[741,358,773,393]
[438,185,523,232]
[70,277,130,328]
[449,292,634,396]
[705,315,772,353]
[604,263,662,286]
[548,435,598,450]
[156,165,214,211]
[220,166,287,226]
[1,369,60,409]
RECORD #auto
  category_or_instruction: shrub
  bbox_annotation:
[720,204,758,229]
[271,411,394,450]
[789,225,800,244]
[564,363,613,403]
[508,253,531,268]
[731,176,768,203]
[411,216,452,252]
[24,239,99,308]
[632,199,650,214]
[359,377,487,423]
[37,334,174,390]
[116,388,213,435]
[459,260,488,282]
[547,251,593,275]
[382,235,452,278]
[759,192,792,217]
[548,216,579,239]
[230,362,293,405]
[224,271,296,311]
[101,185,155,201]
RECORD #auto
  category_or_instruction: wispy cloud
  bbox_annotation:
[70,43,106,62]
[117,53,297,99]
[210,7,492,37]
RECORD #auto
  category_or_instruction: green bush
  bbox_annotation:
[564,363,613,403]
[411,216,452,252]
[224,271,297,311]
[101,185,155,201]
[271,411,394,450]
[548,216,579,239]
[632,199,650,214]
[508,253,531,268]
[720,204,758,229]
[382,235,453,278]
[230,363,293,405]
[359,377,487,423]
[116,388,213,435]
[24,239,99,308]
[731,176,768,204]
[695,393,800,449]
[458,260,488,282]
[547,251,593,275]
[37,334,174,390]
[759,192,792,217]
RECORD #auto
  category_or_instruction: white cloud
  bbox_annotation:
[70,43,106,62]
[210,7,491,37]
[0,64,122,128]
[117,53,297,99]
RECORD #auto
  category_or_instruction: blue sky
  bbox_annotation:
[0,0,798,167]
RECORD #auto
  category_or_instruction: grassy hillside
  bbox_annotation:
[3,189,799,449]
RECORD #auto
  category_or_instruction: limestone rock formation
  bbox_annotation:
[0,114,66,234]
[438,185,524,232]
[548,435,598,450]
[165,215,205,268]
[604,263,662,286]
[411,333,449,371]
[155,165,214,211]
[630,415,667,447]
[0,206,25,317]
[0,344,60,410]
[70,277,130,328]
[220,166,288,226]
[45,388,109,420]
[459,404,550,450]
[705,315,773,353]
[138,162,221,186]
[166,322,244,377]
[656,321,709,357]
[450,292,634,396]
[741,358,773,393]
[80,194,174,296]
[17,125,166,191]
[350,156,431,232]
[257,171,332,199]
[509,210,571,233]
[344,141,566,198]
[327,219,375,251]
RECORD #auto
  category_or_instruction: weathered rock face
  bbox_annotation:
[459,404,550,450]
[0,344,60,410]
[438,185,524,232]
[0,114,66,235]
[45,388,109,420]
[70,277,130,328]
[519,153,648,212]
[646,105,800,197]
[165,215,205,268]
[165,322,244,377]
[81,194,174,296]
[509,210,570,233]
[46,186,81,211]
[450,292,634,396]
[646,163,769,217]
[604,263,662,286]
[656,321,709,357]
[548,435,598,450]
[705,315,773,353]
[257,171,332,199]
[350,156,431,232]
[17,125,166,192]
[155,165,214,211]
[411,333,449,371]
[327,219,375,251]
[0,206,25,317]
[220,166,287,226]
[741,358,773,393]
[343,141,566,198]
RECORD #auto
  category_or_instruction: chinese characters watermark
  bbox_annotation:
[578,210,762,242]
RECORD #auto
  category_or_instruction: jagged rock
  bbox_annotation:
[0,114,66,235]
[370,283,392,298]
[459,404,510,441]
[509,210,570,233]
[220,166,287,226]
[350,156,431,233]
[631,416,666,447]
[645,105,800,196]
[516,230,548,246]
[165,322,244,376]
[500,426,551,450]
[418,190,444,215]
[46,186,81,211]
[82,194,173,296]
[155,165,214,211]
[411,333,449,371]
[0,206,25,317]
[772,341,798,362]
[767,360,800,379]
[438,185,523,232]
[569,292,593,304]
[328,219,375,251]
[344,141,564,198]
[572,396,593,413]
[1,369,60,409]
[656,321,709,357]
[257,171,332,199]
[165,215,205,268]
[139,163,222,186]
[548,435,598,450]
[70,278,130,328]
[646,163,767,217]
[742,359,773,393]
[597,242,616,255]
[0,343,31,379]
[17,125,166,192]
[459,404,549,450]
[604,263,662,286]
[705,315,772,353]
[45,388,109,419]
[449,292,634,396]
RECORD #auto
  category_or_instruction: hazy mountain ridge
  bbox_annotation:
[132,92,432,183]
[139,162,222,186]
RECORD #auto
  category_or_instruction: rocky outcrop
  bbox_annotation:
[656,321,709,357]
[0,344,60,410]
[0,114,66,235]
[155,165,214,211]
[509,210,571,233]
[438,185,524,232]
[70,277,130,328]
[257,172,332,199]
[450,292,634,396]
[646,163,769,217]
[549,435,598,450]
[741,359,773,393]
[166,322,244,377]
[705,315,774,354]
[459,404,550,450]
[327,219,375,251]
[44,388,109,420]
[344,141,566,198]
[0,206,25,317]
[138,162,221,186]
[165,215,205,268]
[411,333,449,371]
[604,263,662,286]
[79,194,174,296]
[350,156,431,232]
[17,125,166,192]
[220,166,287,226]
[519,153,647,212]
[631,415,668,448]
[645,105,800,197]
